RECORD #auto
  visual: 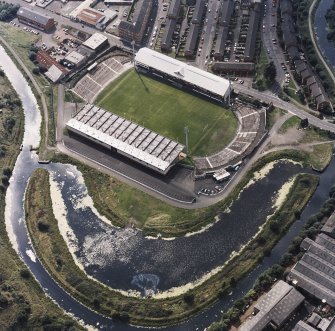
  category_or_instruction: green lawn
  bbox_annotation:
[96,70,238,156]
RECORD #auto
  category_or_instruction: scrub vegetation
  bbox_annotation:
[96,70,238,156]
[26,166,319,327]
[0,72,82,330]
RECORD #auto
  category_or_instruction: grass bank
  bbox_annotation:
[25,166,319,327]
[0,71,82,329]
[96,69,238,156]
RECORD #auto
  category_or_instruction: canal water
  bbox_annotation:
[2,43,335,330]
[314,0,335,69]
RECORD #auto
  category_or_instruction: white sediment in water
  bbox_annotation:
[273,177,295,210]
[26,249,37,262]
[49,172,83,271]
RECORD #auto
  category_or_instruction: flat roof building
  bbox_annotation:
[17,7,55,31]
[82,33,109,51]
[66,104,185,174]
[240,280,305,331]
[65,51,86,67]
[135,47,231,102]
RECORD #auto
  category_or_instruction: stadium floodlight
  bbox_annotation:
[184,126,189,154]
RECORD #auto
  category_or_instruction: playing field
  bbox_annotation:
[96,70,238,156]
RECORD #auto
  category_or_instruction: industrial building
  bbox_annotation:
[17,7,55,31]
[76,8,116,30]
[288,233,335,307]
[134,48,231,102]
[66,104,186,174]
[118,0,153,43]
[82,33,109,52]
[65,51,86,68]
[239,280,305,331]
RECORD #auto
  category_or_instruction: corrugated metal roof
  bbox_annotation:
[17,7,52,25]
[135,48,230,97]
[67,105,185,172]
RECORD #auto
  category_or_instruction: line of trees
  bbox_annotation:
[0,3,20,22]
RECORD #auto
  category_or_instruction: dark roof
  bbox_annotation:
[316,94,329,107]
[240,281,304,331]
[214,25,229,56]
[310,84,322,98]
[306,76,317,87]
[287,45,300,60]
[185,23,200,54]
[192,0,206,24]
[295,60,307,74]
[280,0,293,16]
[17,7,52,25]
[244,7,260,60]
[219,0,234,26]
[322,211,335,238]
[168,0,181,19]
[289,233,335,307]
[301,68,312,81]
[161,18,177,50]
[293,321,318,331]
[119,0,152,34]
[282,13,298,48]
[212,62,255,72]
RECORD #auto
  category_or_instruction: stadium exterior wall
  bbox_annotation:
[67,126,181,175]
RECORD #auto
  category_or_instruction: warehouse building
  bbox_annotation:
[66,104,185,174]
[17,7,55,31]
[118,0,152,43]
[82,33,109,52]
[135,48,231,102]
[65,51,86,68]
[288,233,335,307]
[240,280,305,331]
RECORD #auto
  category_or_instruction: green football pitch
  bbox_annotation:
[96,70,238,156]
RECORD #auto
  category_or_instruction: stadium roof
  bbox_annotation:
[17,7,52,25]
[135,48,230,97]
[82,33,108,50]
[66,104,185,173]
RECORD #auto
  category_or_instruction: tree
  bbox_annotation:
[300,118,309,128]
[264,61,277,83]
[32,67,40,75]
[28,51,36,61]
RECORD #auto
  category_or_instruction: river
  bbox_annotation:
[2,43,335,330]
[314,0,335,69]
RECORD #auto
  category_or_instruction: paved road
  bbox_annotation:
[234,83,335,132]
[8,0,124,48]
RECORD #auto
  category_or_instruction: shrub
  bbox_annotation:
[183,292,195,305]
[20,269,31,279]
[37,220,50,232]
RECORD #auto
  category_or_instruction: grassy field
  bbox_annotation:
[0,71,82,330]
[96,70,238,156]
[0,22,58,150]
[26,166,319,327]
